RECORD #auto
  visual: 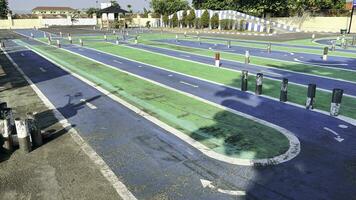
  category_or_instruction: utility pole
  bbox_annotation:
[349,0,356,34]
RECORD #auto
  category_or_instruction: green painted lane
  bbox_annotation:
[61,40,356,120]
[20,40,290,160]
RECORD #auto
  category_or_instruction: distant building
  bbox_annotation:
[98,5,128,21]
[32,7,76,15]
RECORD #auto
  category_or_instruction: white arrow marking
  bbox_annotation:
[180,81,199,88]
[200,179,246,196]
[323,127,344,142]
[39,67,46,72]
[294,58,348,66]
[80,99,97,110]
[338,124,348,129]
[113,60,122,64]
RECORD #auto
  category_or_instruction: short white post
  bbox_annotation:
[56,40,61,48]
[245,50,250,64]
[15,118,31,153]
[1,108,14,152]
[215,52,220,67]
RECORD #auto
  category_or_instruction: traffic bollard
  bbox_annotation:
[312,34,315,40]
[255,73,263,95]
[104,34,107,41]
[176,34,179,43]
[134,36,138,44]
[68,36,72,44]
[245,50,250,64]
[56,40,61,48]
[43,32,46,38]
[26,112,42,147]
[330,89,343,116]
[241,70,248,91]
[79,39,83,46]
[30,33,34,38]
[59,32,62,37]
[0,41,4,48]
[227,40,231,48]
[0,108,14,152]
[331,41,336,51]
[15,118,31,153]
[215,52,221,67]
[184,31,187,37]
[280,78,288,102]
[267,43,271,53]
[323,46,328,61]
[198,37,201,45]
[306,84,316,110]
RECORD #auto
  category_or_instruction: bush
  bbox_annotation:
[186,9,196,28]
[181,10,188,27]
[163,14,169,27]
[210,13,219,29]
[172,13,179,27]
[200,10,210,28]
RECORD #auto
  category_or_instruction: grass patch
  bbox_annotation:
[19,39,290,160]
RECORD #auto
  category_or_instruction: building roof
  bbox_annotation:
[98,5,128,14]
[32,7,76,11]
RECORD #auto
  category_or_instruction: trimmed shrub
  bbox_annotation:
[200,10,210,28]
[211,13,219,29]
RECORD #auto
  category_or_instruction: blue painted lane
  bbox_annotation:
[158,39,356,71]
[123,43,356,97]
[6,43,242,200]
[197,36,356,53]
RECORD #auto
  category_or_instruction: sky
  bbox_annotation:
[9,0,192,13]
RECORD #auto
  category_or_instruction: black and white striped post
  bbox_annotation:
[56,40,61,48]
[227,40,231,48]
[267,43,272,53]
[26,112,42,147]
[245,50,250,64]
[280,78,288,102]
[330,89,344,116]
[306,84,316,110]
[15,118,31,153]
[0,108,14,152]
[241,70,248,91]
[215,52,221,67]
[255,73,263,95]
[323,46,328,61]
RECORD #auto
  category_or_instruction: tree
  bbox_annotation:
[181,9,188,27]
[127,4,133,13]
[0,0,9,19]
[172,13,179,27]
[86,7,99,17]
[200,10,210,28]
[210,13,219,29]
[110,0,119,7]
[192,0,207,9]
[186,9,196,28]
[150,0,189,15]
[163,13,169,27]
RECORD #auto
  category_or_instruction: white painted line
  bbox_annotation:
[200,179,246,196]
[138,65,142,68]
[168,74,173,77]
[294,58,348,66]
[20,53,25,57]
[179,81,199,88]
[323,127,344,142]
[338,124,348,129]
[25,43,301,167]
[39,67,46,72]
[113,60,122,64]
[3,47,137,200]
[78,49,85,52]
[180,54,191,58]
[80,99,97,110]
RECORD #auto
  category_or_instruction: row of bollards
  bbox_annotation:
[0,102,43,153]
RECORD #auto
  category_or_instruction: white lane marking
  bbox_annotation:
[80,99,97,109]
[338,124,348,129]
[24,41,301,166]
[180,54,191,58]
[290,52,294,55]
[179,81,199,88]
[113,60,122,64]
[138,65,142,68]
[294,58,348,66]
[20,53,25,57]
[39,67,46,72]
[78,49,85,52]
[97,52,101,55]
[3,48,137,200]
[261,70,282,77]
[323,127,344,142]
[200,179,246,196]
[168,74,173,77]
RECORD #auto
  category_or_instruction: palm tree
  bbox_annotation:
[127,4,132,13]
